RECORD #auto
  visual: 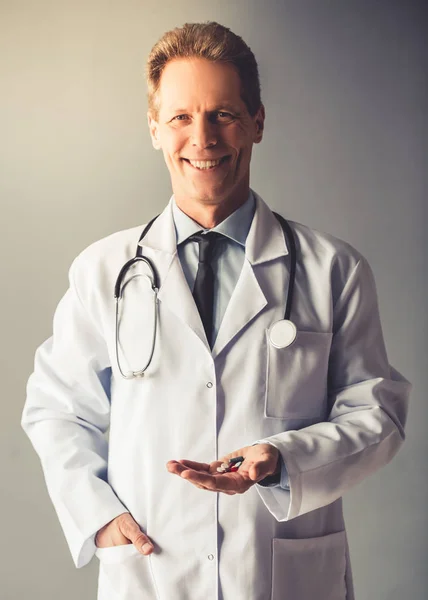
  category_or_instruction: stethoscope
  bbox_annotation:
[114,211,297,379]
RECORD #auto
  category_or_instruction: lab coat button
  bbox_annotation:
[206,382,213,388]
[208,554,214,560]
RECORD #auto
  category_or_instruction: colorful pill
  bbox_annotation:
[228,456,244,465]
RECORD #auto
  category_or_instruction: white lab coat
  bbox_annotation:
[22,190,411,600]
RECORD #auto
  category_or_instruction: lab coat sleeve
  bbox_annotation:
[21,254,130,569]
[253,255,412,521]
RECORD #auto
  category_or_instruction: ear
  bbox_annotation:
[254,103,265,144]
[147,111,161,150]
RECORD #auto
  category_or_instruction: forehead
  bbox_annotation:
[158,57,244,113]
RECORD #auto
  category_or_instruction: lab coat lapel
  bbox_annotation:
[137,198,207,344]
[211,192,289,359]
[137,192,289,354]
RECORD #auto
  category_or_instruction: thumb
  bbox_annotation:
[248,458,271,483]
[118,513,155,555]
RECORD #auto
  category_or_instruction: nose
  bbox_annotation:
[190,115,218,150]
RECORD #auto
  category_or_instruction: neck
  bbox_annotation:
[174,188,250,229]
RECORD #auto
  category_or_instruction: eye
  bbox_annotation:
[172,112,235,123]
[215,112,235,121]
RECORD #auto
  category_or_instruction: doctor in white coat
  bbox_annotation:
[22,21,411,600]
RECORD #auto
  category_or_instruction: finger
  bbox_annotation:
[117,513,155,555]
[95,513,131,548]
[178,464,248,494]
[251,462,271,482]
[166,460,185,475]
[194,482,236,495]
[167,462,216,491]
[166,461,200,477]
[167,463,226,493]
[169,458,251,494]
[180,467,217,486]
[218,447,248,463]
[167,460,215,481]
[182,468,248,493]
[176,459,211,471]
[166,460,211,476]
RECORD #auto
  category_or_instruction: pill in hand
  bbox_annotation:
[228,456,244,465]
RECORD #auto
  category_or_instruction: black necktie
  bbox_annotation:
[187,231,223,347]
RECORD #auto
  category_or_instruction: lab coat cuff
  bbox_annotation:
[280,456,290,490]
[251,438,301,521]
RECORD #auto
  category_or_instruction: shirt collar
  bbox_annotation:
[172,189,256,248]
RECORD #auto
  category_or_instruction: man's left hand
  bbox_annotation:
[166,444,280,495]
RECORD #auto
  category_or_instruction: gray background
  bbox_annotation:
[1,1,426,598]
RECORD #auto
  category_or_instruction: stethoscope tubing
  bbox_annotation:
[114,210,297,378]
[271,212,296,321]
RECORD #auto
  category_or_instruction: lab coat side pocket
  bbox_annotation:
[95,543,140,563]
[265,330,333,419]
[270,530,347,600]
[95,544,158,599]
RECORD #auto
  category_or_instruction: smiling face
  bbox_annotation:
[147,57,265,223]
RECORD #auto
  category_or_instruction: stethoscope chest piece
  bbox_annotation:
[268,319,297,349]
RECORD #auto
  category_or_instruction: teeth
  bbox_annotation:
[188,158,224,169]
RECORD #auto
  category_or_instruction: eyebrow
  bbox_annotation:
[169,104,241,115]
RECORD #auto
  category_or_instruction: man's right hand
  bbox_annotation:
[95,512,155,555]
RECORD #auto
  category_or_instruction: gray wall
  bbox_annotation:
[1,1,426,598]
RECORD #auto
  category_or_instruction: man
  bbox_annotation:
[22,21,411,600]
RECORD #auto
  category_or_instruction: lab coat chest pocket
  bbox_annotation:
[271,531,347,600]
[95,544,157,599]
[265,330,333,419]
